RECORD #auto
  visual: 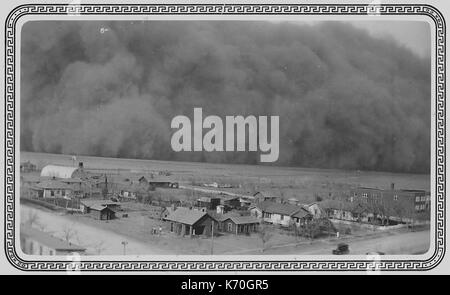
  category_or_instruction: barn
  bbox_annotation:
[40,163,85,179]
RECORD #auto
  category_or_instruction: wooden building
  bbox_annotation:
[165,207,217,237]
[220,215,260,235]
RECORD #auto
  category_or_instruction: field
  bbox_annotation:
[21,151,430,203]
[19,151,431,255]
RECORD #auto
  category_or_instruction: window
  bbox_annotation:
[62,190,66,196]
[415,205,420,211]
[49,250,54,255]
[394,195,398,201]
[280,215,284,221]
[415,196,420,202]
[50,190,54,197]
[421,196,425,202]
[227,223,233,232]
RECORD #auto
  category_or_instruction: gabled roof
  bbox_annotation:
[165,207,214,225]
[21,225,85,252]
[35,180,72,190]
[225,215,260,225]
[292,208,311,219]
[253,201,301,216]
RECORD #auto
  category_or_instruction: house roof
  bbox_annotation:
[165,207,213,225]
[89,205,110,211]
[35,179,73,190]
[254,201,301,216]
[80,199,121,208]
[225,215,260,225]
[20,225,86,252]
[59,178,85,184]
[292,208,311,219]
[40,165,81,179]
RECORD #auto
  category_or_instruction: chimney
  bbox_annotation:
[391,183,395,190]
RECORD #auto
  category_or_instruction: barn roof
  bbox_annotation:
[21,225,85,251]
[41,165,80,179]
[165,207,214,225]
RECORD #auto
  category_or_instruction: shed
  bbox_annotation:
[88,205,116,220]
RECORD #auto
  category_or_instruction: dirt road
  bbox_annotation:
[21,205,169,255]
[246,229,430,255]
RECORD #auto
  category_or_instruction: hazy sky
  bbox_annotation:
[350,21,431,58]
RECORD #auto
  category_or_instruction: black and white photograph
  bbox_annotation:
[1,0,448,274]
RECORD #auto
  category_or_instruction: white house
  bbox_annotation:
[34,179,73,199]
[250,201,312,227]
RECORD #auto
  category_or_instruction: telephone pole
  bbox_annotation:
[210,221,214,255]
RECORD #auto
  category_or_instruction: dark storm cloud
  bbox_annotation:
[20,21,430,173]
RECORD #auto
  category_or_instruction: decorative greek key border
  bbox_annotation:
[4,3,446,272]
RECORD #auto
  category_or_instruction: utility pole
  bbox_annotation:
[210,221,214,255]
[121,241,128,255]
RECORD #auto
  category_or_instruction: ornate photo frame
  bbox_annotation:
[4,3,446,272]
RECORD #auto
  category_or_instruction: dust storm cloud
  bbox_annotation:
[20,21,430,173]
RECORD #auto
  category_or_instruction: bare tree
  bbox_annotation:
[25,210,39,227]
[62,223,77,243]
[258,222,273,252]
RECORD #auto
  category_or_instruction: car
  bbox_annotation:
[332,243,349,255]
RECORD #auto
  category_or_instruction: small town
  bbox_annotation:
[19,155,431,256]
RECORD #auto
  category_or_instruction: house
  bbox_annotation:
[165,207,218,237]
[220,195,241,209]
[59,178,89,198]
[20,225,86,255]
[33,179,73,199]
[253,191,280,203]
[40,163,86,179]
[320,199,368,223]
[88,205,116,220]
[303,202,326,219]
[220,215,260,235]
[148,176,179,188]
[20,161,36,173]
[80,200,121,220]
[196,196,221,210]
[249,201,312,227]
[291,208,313,227]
